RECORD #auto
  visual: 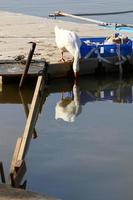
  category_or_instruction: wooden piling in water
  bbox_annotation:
[17,75,45,160]
[0,162,6,183]
[9,72,48,187]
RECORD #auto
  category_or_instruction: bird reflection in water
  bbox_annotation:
[55,76,133,123]
[55,82,81,122]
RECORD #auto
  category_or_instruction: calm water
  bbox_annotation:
[1,76,133,200]
[0,1,133,199]
[0,0,133,24]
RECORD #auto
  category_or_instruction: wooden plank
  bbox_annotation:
[0,60,43,75]
[0,55,132,79]
[17,75,45,161]
[9,75,47,187]
[0,76,2,92]
[9,137,22,174]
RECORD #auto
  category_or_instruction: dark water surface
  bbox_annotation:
[26,76,133,200]
[1,76,133,200]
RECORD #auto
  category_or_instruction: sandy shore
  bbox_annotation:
[0,11,133,64]
[0,184,58,200]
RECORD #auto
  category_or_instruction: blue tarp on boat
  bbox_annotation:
[80,37,133,59]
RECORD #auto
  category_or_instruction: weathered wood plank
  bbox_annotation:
[17,75,45,161]
[0,55,132,79]
[0,60,44,76]
[9,137,22,174]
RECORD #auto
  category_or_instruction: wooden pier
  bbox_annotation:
[0,56,133,82]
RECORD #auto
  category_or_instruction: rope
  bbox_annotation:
[95,48,112,64]
[49,10,133,17]
[72,10,133,16]
[82,43,129,68]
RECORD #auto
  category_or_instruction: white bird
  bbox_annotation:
[54,26,82,78]
[55,83,81,122]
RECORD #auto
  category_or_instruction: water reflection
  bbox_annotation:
[1,75,133,193]
[0,82,36,189]
[54,76,133,122]
[0,82,34,104]
[55,82,81,122]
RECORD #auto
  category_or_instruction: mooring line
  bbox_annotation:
[49,10,133,17]
[71,10,133,16]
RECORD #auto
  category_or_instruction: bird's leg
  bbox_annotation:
[61,52,65,61]
[60,51,65,62]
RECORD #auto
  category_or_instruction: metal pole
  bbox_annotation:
[50,11,109,25]
[49,11,133,28]
[19,42,36,89]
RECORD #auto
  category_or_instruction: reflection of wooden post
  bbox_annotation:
[19,90,38,139]
[0,161,6,183]
[19,42,36,89]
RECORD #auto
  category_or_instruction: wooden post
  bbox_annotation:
[9,137,22,174]
[17,75,45,160]
[0,161,6,183]
[19,42,36,89]
[0,76,2,92]
[9,72,48,187]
